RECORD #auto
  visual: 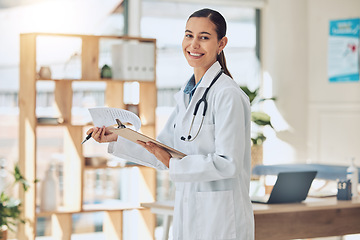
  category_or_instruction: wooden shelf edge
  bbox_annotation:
[82,203,143,212]
[84,163,145,170]
[21,32,156,42]
[36,78,155,82]
[36,122,93,127]
[36,203,143,217]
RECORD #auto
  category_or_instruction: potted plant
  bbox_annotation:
[0,162,29,240]
[240,86,275,170]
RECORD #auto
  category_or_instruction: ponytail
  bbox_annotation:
[217,51,232,78]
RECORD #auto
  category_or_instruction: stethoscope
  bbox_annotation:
[181,69,223,141]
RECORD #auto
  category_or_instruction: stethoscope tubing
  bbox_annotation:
[181,69,223,142]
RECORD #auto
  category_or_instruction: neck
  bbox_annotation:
[193,61,217,84]
[194,68,206,84]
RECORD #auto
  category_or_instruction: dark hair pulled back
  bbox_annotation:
[188,8,232,78]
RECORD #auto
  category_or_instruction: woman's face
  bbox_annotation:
[182,17,226,71]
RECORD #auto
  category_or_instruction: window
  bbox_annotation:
[141,1,260,107]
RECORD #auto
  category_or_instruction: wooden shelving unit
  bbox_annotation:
[19,33,157,240]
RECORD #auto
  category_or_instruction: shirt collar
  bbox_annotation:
[183,75,202,103]
[184,74,202,95]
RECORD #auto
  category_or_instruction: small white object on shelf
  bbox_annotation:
[40,163,59,212]
[346,157,359,198]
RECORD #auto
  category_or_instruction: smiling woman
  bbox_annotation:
[88,8,255,240]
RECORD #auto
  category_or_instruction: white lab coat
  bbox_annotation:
[108,61,254,240]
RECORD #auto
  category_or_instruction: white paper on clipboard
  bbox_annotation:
[111,128,186,159]
[88,107,141,130]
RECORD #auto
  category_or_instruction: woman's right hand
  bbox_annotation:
[86,126,118,143]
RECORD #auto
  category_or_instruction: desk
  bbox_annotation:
[142,197,360,240]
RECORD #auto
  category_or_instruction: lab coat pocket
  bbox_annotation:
[195,190,236,239]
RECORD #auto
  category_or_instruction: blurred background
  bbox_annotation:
[1,0,360,239]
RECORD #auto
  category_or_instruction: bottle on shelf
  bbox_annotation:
[346,157,359,198]
[94,169,104,203]
[0,157,8,193]
[40,163,60,212]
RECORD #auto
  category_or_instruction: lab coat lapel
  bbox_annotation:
[174,87,187,113]
[174,88,191,134]
[180,62,222,127]
[197,61,222,89]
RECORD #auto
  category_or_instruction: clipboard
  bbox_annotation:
[110,128,186,159]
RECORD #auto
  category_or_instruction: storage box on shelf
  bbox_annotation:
[19,33,157,240]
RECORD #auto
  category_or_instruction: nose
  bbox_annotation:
[190,38,200,49]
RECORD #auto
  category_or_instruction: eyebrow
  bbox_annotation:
[185,30,211,35]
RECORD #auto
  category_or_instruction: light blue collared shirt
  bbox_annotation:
[183,75,202,103]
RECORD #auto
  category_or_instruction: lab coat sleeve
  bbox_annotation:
[169,87,250,182]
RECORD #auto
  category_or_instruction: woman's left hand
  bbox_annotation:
[137,141,171,168]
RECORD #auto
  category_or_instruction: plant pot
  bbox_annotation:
[251,144,263,176]
[0,226,7,240]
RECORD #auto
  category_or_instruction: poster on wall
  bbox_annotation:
[328,18,360,83]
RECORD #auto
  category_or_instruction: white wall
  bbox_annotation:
[262,0,360,166]
[307,0,360,165]
[261,0,309,164]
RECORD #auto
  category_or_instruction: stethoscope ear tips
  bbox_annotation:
[180,136,186,141]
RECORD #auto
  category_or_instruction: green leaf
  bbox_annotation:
[251,111,273,127]
[240,86,258,104]
[13,164,30,192]
[0,164,29,231]
[252,133,267,145]
[240,85,277,145]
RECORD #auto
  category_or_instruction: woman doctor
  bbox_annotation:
[88,8,254,240]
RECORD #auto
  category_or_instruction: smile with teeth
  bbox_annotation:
[189,51,204,57]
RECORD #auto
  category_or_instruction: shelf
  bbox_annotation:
[36,122,92,127]
[35,232,105,240]
[36,78,155,83]
[35,122,152,128]
[84,163,143,170]
[36,202,142,217]
[23,32,156,42]
[19,32,157,240]
[82,202,143,212]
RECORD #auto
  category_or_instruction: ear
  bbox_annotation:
[218,36,228,53]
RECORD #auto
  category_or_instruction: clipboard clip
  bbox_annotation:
[116,119,126,129]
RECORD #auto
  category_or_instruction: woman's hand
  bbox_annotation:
[137,141,171,168]
[86,126,118,143]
